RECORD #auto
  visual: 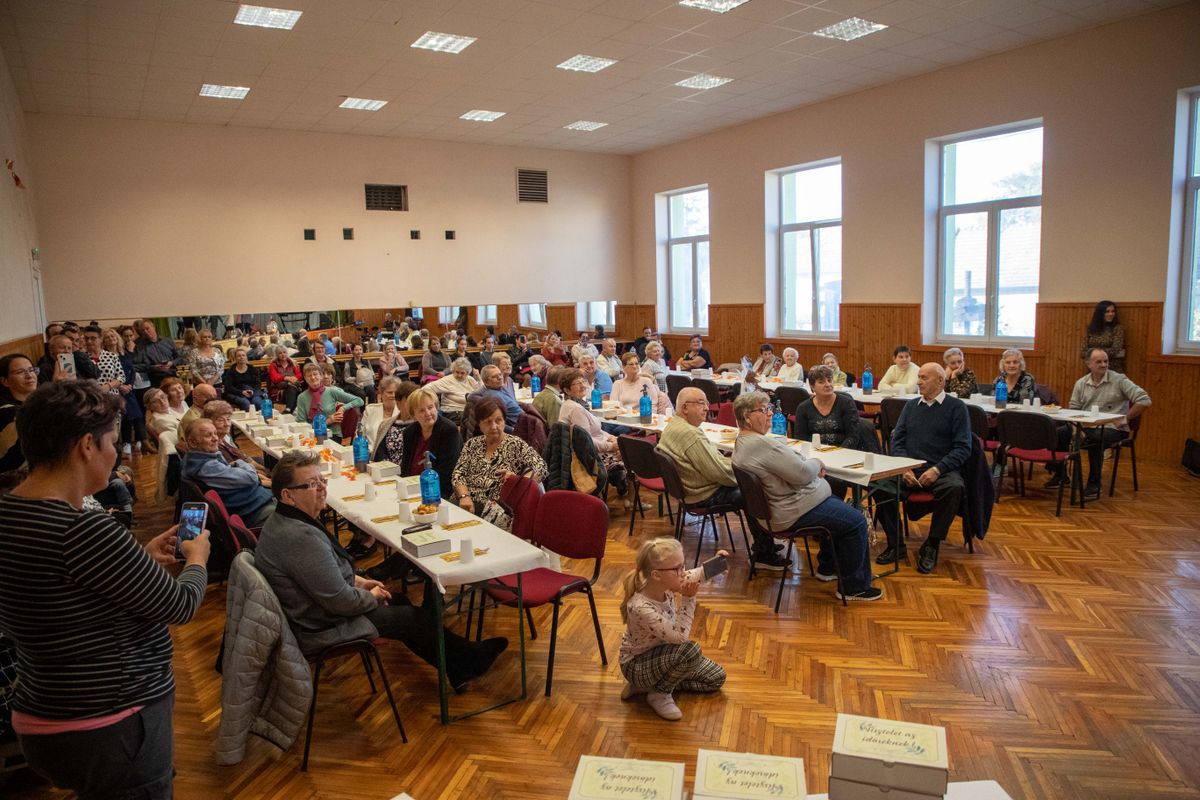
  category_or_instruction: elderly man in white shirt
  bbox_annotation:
[597,338,622,379]
[571,333,599,365]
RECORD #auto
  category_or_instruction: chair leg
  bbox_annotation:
[801,536,816,577]
[826,533,846,607]
[464,589,477,639]
[774,539,795,613]
[585,586,607,665]
[736,510,753,560]
[369,646,408,744]
[1055,463,1066,517]
[301,658,324,771]
[722,512,736,553]
[475,595,487,641]
[360,651,377,693]
[664,495,674,524]
[627,483,639,537]
[1130,443,1138,491]
[545,601,562,696]
[525,605,538,640]
[1108,446,1120,497]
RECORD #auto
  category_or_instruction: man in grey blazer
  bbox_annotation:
[254,451,507,692]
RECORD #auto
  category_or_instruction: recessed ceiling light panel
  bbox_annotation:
[411,31,477,53]
[557,54,617,73]
[813,17,888,41]
[564,120,608,131]
[678,0,752,13]
[339,97,388,111]
[199,84,250,99]
[460,109,505,122]
[234,5,302,30]
[675,73,732,90]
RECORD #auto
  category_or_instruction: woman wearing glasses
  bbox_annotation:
[0,354,40,473]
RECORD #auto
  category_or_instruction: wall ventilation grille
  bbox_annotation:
[516,169,548,203]
[365,184,408,211]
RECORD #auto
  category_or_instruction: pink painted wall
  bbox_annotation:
[0,44,41,343]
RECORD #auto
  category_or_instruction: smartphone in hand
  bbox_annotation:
[176,502,208,559]
[701,554,728,580]
[56,352,77,379]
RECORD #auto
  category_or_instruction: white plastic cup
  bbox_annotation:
[398,480,412,499]
[459,537,474,564]
[1033,397,1042,408]
[863,452,875,470]
[437,503,450,525]
[799,440,812,456]
[812,433,821,446]
[363,482,376,501]
[1022,398,1031,407]
[1090,404,1100,416]
[325,460,336,478]
[971,393,982,402]
[398,501,412,522]
[291,433,301,448]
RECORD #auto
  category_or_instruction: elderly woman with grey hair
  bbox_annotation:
[996,348,1036,403]
[427,357,481,421]
[821,353,847,388]
[776,347,804,382]
[640,340,670,392]
[942,347,978,398]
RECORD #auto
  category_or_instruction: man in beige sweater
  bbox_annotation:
[656,387,788,571]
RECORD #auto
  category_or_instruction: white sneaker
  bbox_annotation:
[132,441,142,453]
[814,568,839,582]
[623,499,648,512]
[646,691,682,721]
[122,443,132,456]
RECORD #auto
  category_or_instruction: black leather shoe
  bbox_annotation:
[1083,483,1101,501]
[917,541,940,574]
[875,545,907,565]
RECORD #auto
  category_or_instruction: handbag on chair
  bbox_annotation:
[568,425,598,494]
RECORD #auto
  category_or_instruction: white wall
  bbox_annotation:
[0,41,41,344]
[631,4,1200,311]
[27,116,633,320]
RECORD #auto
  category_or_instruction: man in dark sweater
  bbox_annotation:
[877,362,971,574]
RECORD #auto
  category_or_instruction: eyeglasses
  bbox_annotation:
[9,366,37,377]
[750,405,773,416]
[683,400,709,408]
[287,477,328,491]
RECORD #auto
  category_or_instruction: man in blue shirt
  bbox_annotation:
[468,365,521,431]
[182,419,276,527]
[877,362,971,574]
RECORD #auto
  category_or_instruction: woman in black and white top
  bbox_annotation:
[0,380,210,799]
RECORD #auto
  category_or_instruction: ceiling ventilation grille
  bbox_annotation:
[365,184,408,211]
[516,169,548,203]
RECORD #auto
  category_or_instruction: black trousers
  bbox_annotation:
[19,693,174,800]
[365,583,491,686]
[874,470,964,545]
[1056,425,1126,486]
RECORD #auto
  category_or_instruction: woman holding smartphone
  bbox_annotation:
[0,380,210,799]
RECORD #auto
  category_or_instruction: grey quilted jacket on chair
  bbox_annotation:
[214,551,312,766]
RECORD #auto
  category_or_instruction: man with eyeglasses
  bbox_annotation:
[731,392,881,601]
[181,419,276,528]
[657,387,789,571]
[254,451,508,691]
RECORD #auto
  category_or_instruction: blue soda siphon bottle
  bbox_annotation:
[260,397,273,420]
[994,376,1008,408]
[771,401,788,436]
[862,363,874,393]
[312,409,328,442]
[531,374,542,395]
[591,386,602,410]
[352,421,370,473]
[419,452,440,506]
[639,385,653,423]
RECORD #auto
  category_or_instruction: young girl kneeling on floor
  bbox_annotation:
[618,538,728,720]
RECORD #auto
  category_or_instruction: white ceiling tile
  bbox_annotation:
[8,0,88,25]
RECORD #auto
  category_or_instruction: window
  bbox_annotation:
[577,301,616,330]
[476,305,497,325]
[779,161,842,335]
[1180,94,1200,350]
[437,306,457,326]
[520,303,546,328]
[937,125,1042,342]
[666,187,710,332]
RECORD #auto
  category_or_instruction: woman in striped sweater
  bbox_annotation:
[0,380,210,799]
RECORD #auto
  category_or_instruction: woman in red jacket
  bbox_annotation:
[266,345,302,410]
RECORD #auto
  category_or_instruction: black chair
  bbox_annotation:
[691,377,723,419]
[617,435,673,536]
[1107,413,1142,496]
[996,411,1080,516]
[654,450,750,566]
[773,385,811,436]
[877,397,909,455]
[732,464,845,611]
[966,404,1000,466]
[302,638,407,771]
[843,371,857,388]
[665,373,691,408]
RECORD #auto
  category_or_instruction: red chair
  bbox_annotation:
[617,435,673,536]
[480,491,609,696]
[204,489,260,545]
[465,472,544,636]
[338,405,360,444]
[997,411,1080,516]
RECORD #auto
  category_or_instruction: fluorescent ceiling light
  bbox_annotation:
[678,0,752,12]
[199,84,250,99]
[339,97,388,111]
[234,4,302,30]
[675,73,732,90]
[813,17,887,41]
[557,54,617,73]
[460,109,505,122]
[564,120,608,131]
[411,31,477,53]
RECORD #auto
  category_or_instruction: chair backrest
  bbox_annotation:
[1034,383,1060,406]
[731,463,775,533]
[877,397,909,454]
[532,490,608,562]
[691,377,722,406]
[1128,411,1143,439]
[339,405,360,443]
[996,410,1058,451]
[665,373,691,407]
[774,386,811,418]
[205,489,259,546]
[966,403,990,442]
[499,472,544,541]
[653,449,689,504]
[617,434,662,481]
[843,370,857,387]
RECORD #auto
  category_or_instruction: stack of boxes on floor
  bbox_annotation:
[830,714,949,800]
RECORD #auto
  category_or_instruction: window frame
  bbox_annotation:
[666,186,710,334]
[935,122,1043,346]
[520,303,546,329]
[577,301,616,330]
[1178,93,1200,352]
[476,305,497,326]
[777,160,842,338]
[437,306,456,326]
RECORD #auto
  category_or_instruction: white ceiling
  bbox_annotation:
[0,0,1183,155]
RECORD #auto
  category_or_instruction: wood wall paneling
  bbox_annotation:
[0,333,44,363]
[545,304,577,339]
[615,304,656,341]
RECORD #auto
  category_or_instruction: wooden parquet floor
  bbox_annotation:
[6,453,1200,800]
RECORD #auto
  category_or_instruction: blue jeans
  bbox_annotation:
[224,389,266,412]
[601,422,635,436]
[789,496,872,593]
